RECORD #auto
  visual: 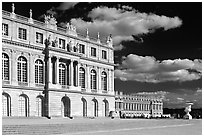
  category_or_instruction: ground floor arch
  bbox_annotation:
[61,96,71,117]
[18,94,29,117]
[92,98,98,117]
[81,97,87,117]
[103,99,109,117]
[36,95,44,117]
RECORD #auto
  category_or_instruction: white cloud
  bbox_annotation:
[69,6,182,50]
[115,54,202,83]
[57,2,78,10]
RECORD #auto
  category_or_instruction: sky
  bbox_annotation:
[2,2,202,108]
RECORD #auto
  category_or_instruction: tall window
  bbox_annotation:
[18,28,27,40]
[36,32,43,44]
[35,59,44,84]
[91,69,97,90]
[17,56,27,82]
[2,53,9,80]
[2,93,11,117]
[18,95,29,117]
[79,67,85,88]
[102,50,107,59]
[91,47,96,57]
[79,44,85,54]
[101,71,107,91]
[2,23,8,36]
[59,38,65,49]
[59,63,66,85]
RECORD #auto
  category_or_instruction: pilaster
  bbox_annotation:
[86,65,90,91]
[29,53,35,87]
[69,59,74,87]
[11,50,18,85]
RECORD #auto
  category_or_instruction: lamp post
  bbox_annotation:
[43,36,51,119]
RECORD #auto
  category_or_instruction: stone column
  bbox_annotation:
[48,56,52,84]
[96,67,100,91]
[69,59,74,86]
[86,65,90,89]
[112,70,114,92]
[55,57,59,84]
[76,61,79,86]
[98,67,101,91]
[135,103,137,111]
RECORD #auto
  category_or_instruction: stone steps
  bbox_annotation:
[2,124,66,135]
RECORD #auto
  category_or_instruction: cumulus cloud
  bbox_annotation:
[57,2,78,10]
[70,6,182,50]
[115,54,202,83]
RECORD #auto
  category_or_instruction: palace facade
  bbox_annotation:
[2,4,115,118]
[115,91,163,118]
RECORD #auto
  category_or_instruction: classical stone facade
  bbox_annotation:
[2,5,115,118]
[115,91,163,118]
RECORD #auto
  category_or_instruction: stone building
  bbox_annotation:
[115,91,163,118]
[2,4,115,118]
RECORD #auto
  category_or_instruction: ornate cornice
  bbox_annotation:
[2,39,115,66]
[2,39,44,51]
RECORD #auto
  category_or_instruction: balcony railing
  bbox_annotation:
[2,80,10,85]
[18,82,28,86]
[91,89,97,93]
[35,83,45,87]
[102,90,108,93]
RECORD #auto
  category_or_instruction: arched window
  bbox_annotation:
[17,56,27,82]
[2,53,9,80]
[90,69,97,90]
[36,95,44,117]
[92,98,98,117]
[35,59,44,84]
[2,93,11,116]
[79,67,85,88]
[61,96,71,117]
[18,94,29,117]
[59,63,66,85]
[103,100,109,117]
[101,71,107,91]
[81,98,87,117]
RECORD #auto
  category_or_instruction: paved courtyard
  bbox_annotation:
[2,117,202,135]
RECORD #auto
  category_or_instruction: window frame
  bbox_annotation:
[59,38,66,49]
[90,69,97,90]
[79,44,85,54]
[59,63,66,85]
[2,23,8,36]
[18,27,27,40]
[17,56,28,83]
[102,50,107,60]
[2,53,9,81]
[79,67,85,88]
[91,47,96,57]
[35,59,44,84]
[36,32,43,44]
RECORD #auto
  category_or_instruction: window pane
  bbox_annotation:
[79,67,85,88]
[19,28,27,40]
[2,24,8,36]
[17,56,27,82]
[2,53,9,80]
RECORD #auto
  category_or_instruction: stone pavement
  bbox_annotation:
[2,117,202,135]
